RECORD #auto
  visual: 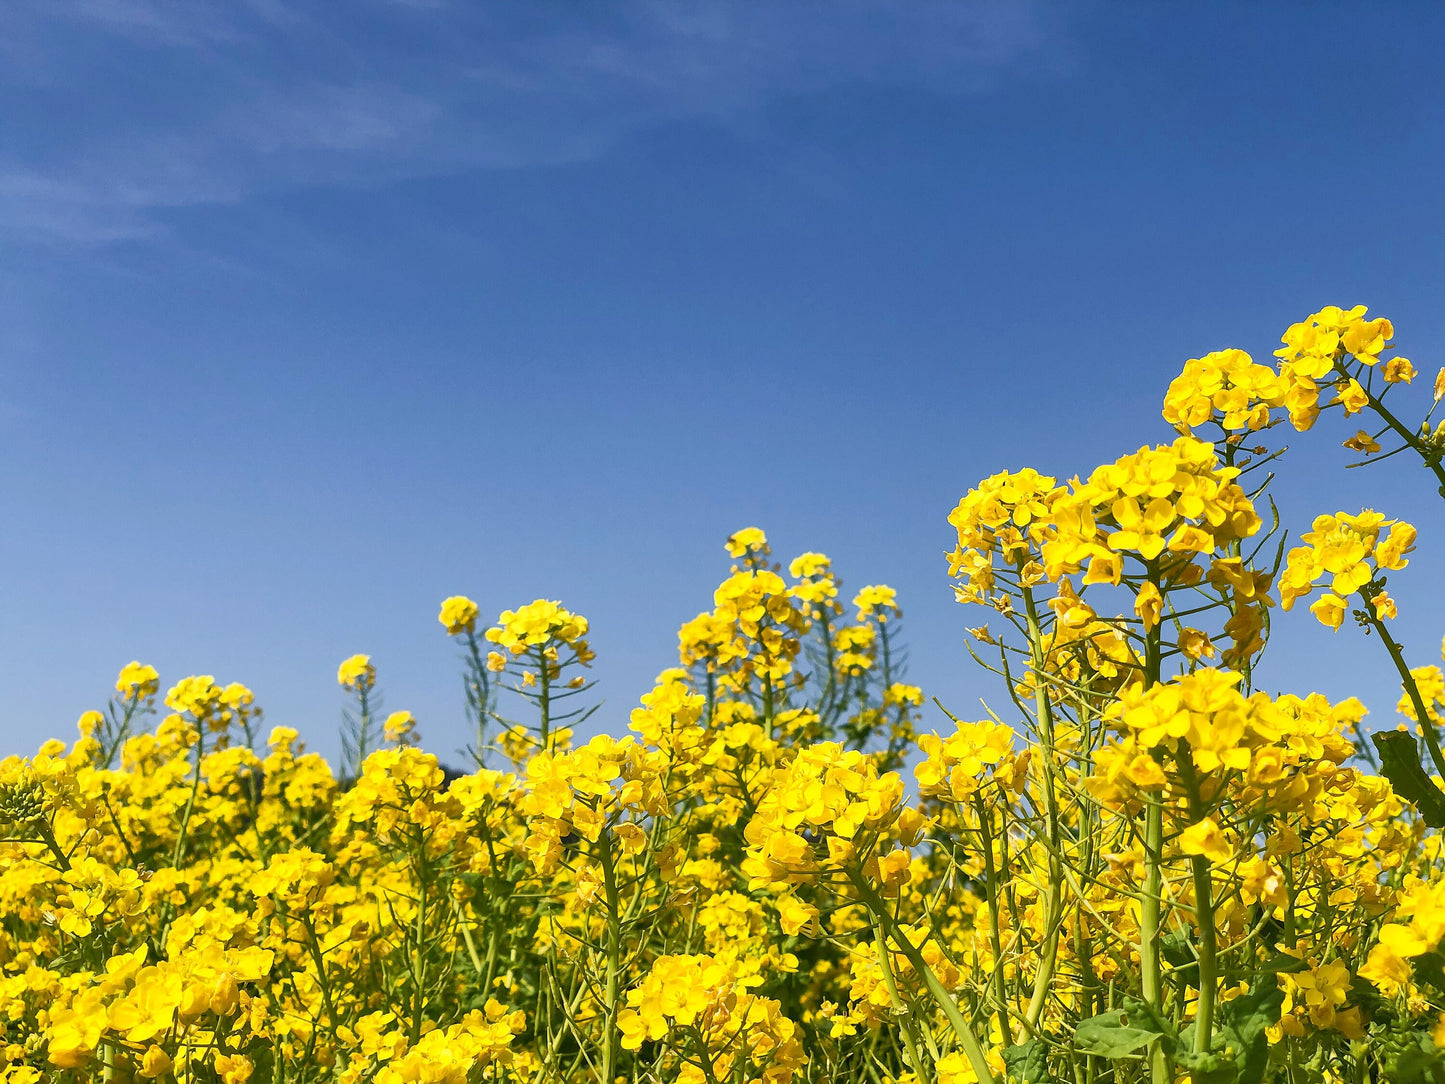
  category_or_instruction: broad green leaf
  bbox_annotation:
[1073,1009,1163,1059]
[1214,969,1285,1083]
[1002,1039,1052,1083]
[1391,1033,1445,1084]
[1373,730,1445,827]
[1410,950,1445,992]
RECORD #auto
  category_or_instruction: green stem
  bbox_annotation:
[848,868,998,1084]
[1138,561,1170,1084]
[537,647,552,747]
[465,632,492,766]
[974,797,1013,1046]
[33,818,72,872]
[1018,577,1063,1030]
[411,867,428,1043]
[300,912,337,1027]
[172,721,207,868]
[762,674,775,741]
[1139,798,1168,1082]
[599,828,623,1084]
[1363,596,1445,779]
[1177,754,1218,1055]
[1354,368,1445,494]
[874,921,934,1084]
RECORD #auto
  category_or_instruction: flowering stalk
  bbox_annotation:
[1017,574,1064,1032]
[973,796,1012,1046]
[1354,370,1445,495]
[1137,562,1170,1084]
[171,722,205,869]
[873,921,933,1084]
[847,869,997,1084]
[1362,591,1445,780]
[462,630,493,766]
[1177,751,1219,1054]
[598,829,623,1084]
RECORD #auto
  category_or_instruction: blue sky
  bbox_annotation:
[4,1,1445,761]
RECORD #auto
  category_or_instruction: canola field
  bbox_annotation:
[6,304,1445,1084]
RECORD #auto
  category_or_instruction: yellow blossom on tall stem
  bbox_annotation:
[11,304,1445,1084]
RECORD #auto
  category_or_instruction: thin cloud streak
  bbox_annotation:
[0,0,1069,245]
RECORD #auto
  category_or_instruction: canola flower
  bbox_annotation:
[6,304,1445,1084]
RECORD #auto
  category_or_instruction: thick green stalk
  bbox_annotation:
[537,647,552,746]
[1139,799,1168,1082]
[1017,577,1064,1030]
[1354,370,1445,494]
[974,798,1013,1045]
[848,869,998,1084]
[874,921,934,1084]
[1138,563,1170,1084]
[1177,754,1218,1054]
[1363,597,1445,779]
[410,865,428,1043]
[172,722,207,868]
[598,831,623,1084]
[465,631,492,765]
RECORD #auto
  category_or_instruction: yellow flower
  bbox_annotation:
[1178,818,1232,863]
[1334,378,1368,415]
[1162,348,1284,433]
[1178,627,1214,661]
[116,660,161,700]
[1384,356,1416,383]
[1309,593,1347,630]
[383,710,418,744]
[215,1055,255,1084]
[853,584,900,622]
[138,1045,174,1079]
[1342,430,1380,454]
[337,653,376,690]
[776,894,819,936]
[44,989,105,1068]
[725,526,769,559]
[76,709,103,739]
[786,548,832,577]
[165,674,223,717]
[1134,581,1164,633]
[438,595,480,636]
[1375,521,1417,570]
[484,600,591,656]
[1370,592,1398,620]
[1341,315,1393,361]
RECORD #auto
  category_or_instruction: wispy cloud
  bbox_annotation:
[0,0,1069,245]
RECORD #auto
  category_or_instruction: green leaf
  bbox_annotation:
[1252,952,1306,975]
[1391,1033,1445,1084]
[1175,1049,1233,1084]
[1160,929,1199,983]
[1373,730,1445,827]
[1073,1008,1164,1059]
[1002,1039,1052,1083]
[1411,951,1445,992]
[1214,969,1285,1083]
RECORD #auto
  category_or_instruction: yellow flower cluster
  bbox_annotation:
[485,599,590,656]
[743,742,923,899]
[914,720,1027,806]
[336,653,375,690]
[438,595,480,636]
[10,304,1445,1084]
[1163,347,1286,434]
[1274,305,1411,430]
[617,955,802,1084]
[1279,510,1417,627]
